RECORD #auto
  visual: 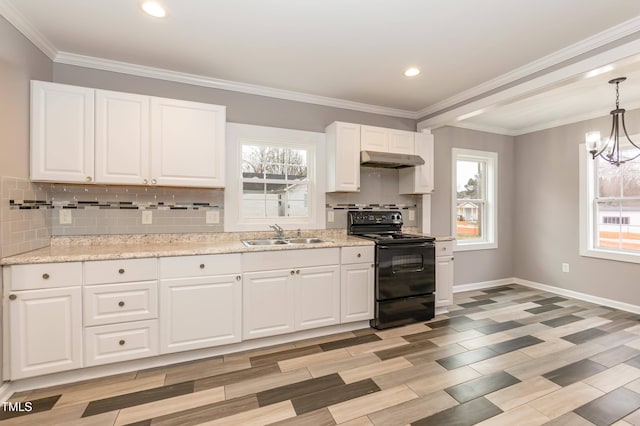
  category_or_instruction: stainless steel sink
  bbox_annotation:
[242,239,289,247]
[241,237,329,247]
[287,238,327,244]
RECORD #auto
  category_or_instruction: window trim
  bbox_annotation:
[579,142,640,264]
[224,123,326,232]
[452,148,498,252]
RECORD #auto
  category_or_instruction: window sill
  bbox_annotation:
[580,247,640,265]
[454,242,497,252]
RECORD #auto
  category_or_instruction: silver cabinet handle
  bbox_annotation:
[86,176,92,182]
[151,179,157,185]
[42,273,50,280]
[290,270,295,275]
[200,264,205,269]
[119,340,126,346]
[296,270,300,274]
[236,275,241,281]
[8,294,16,301]
[118,268,125,274]
[357,253,361,258]
[118,301,125,307]
[143,179,148,185]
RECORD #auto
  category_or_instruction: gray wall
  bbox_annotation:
[53,64,416,133]
[514,109,640,306]
[0,16,52,179]
[431,126,515,286]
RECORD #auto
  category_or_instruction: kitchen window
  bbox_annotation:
[580,141,640,263]
[452,148,498,251]
[225,123,326,232]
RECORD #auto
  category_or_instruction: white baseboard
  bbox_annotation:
[453,278,516,293]
[451,276,640,315]
[514,278,640,315]
[0,381,13,403]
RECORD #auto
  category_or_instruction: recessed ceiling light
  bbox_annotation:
[141,1,167,18]
[404,67,420,77]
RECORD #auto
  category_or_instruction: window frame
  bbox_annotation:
[452,148,498,252]
[579,141,640,264]
[224,123,326,232]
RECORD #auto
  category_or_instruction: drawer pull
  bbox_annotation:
[118,268,125,274]
[8,294,17,301]
[118,301,125,307]
[290,270,295,275]
[236,275,241,281]
[357,253,361,258]
[119,340,126,346]
[371,264,374,268]
[42,273,50,280]
[199,264,205,269]
[296,270,300,274]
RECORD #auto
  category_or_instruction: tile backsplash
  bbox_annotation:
[1,177,50,257]
[2,167,422,256]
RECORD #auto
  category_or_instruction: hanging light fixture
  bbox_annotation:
[585,77,640,166]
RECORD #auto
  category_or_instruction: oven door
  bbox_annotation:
[376,242,435,301]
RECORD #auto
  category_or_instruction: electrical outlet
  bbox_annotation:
[562,263,570,273]
[59,209,72,224]
[206,210,220,224]
[328,211,335,222]
[408,210,415,221]
[142,210,153,225]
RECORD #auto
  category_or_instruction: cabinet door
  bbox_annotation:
[95,90,150,185]
[360,125,388,151]
[9,287,82,379]
[326,122,360,192]
[150,97,226,188]
[160,274,242,354]
[243,270,294,340]
[341,263,374,323]
[399,132,434,194]
[295,265,340,330]
[435,255,454,308]
[388,130,414,154]
[30,81,94,183]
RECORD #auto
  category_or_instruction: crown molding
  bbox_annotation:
[0,0,57,59]
[449,122,517,137]
[54,52,418,119]
[416,15,640,120]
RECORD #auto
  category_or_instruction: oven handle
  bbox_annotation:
[378,242,434,249]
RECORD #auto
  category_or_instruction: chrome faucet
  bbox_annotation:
[269,224,285,239]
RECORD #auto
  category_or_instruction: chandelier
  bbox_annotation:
[585,77,640,166]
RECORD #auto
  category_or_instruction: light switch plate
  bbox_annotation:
[328,211,335,222]
[59,209,72,224]
[142,210,153,224]
[206,210,220,224]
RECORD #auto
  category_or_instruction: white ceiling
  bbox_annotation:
[3,0,640,131]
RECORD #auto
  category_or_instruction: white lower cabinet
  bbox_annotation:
[159,254,242,354]
[340,246,375,323]
[435,241,455,309]
[295,266,340,330]
[9,286,82,379]
[243,269,295,340]
[242,248,340,340]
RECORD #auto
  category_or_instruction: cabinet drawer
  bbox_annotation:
[84,281,158,326]
[160,254,241,279]
[9,262,83,290]
[242,248,339,272]
[84,320,158,367]
[85,258,157,285]
[436,240,454,256]
[341,246,374,264]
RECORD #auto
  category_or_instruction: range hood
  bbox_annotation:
[360,151,425,169]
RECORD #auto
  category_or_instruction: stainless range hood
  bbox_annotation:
[360,151,425,169]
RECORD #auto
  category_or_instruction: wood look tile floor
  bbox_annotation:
[4,284,640,425]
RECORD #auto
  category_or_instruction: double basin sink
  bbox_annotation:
[242,237,328,247]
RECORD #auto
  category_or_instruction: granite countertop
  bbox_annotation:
[0,232,373,266]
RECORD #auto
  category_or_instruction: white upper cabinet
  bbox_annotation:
[326,121,360,192]
[361,125,414,154]
[399,132,434,194]
[31,81,227,188]
[151,97,226,188]
[30,81,95,183]
[95,90,150,185]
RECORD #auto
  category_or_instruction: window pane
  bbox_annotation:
[598,159,621,197]
[456,201,483,241]
[596,200,621,249]
[456,160,485,199]
[242,181,266,218]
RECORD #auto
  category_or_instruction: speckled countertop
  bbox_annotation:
[0,230,374,266]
